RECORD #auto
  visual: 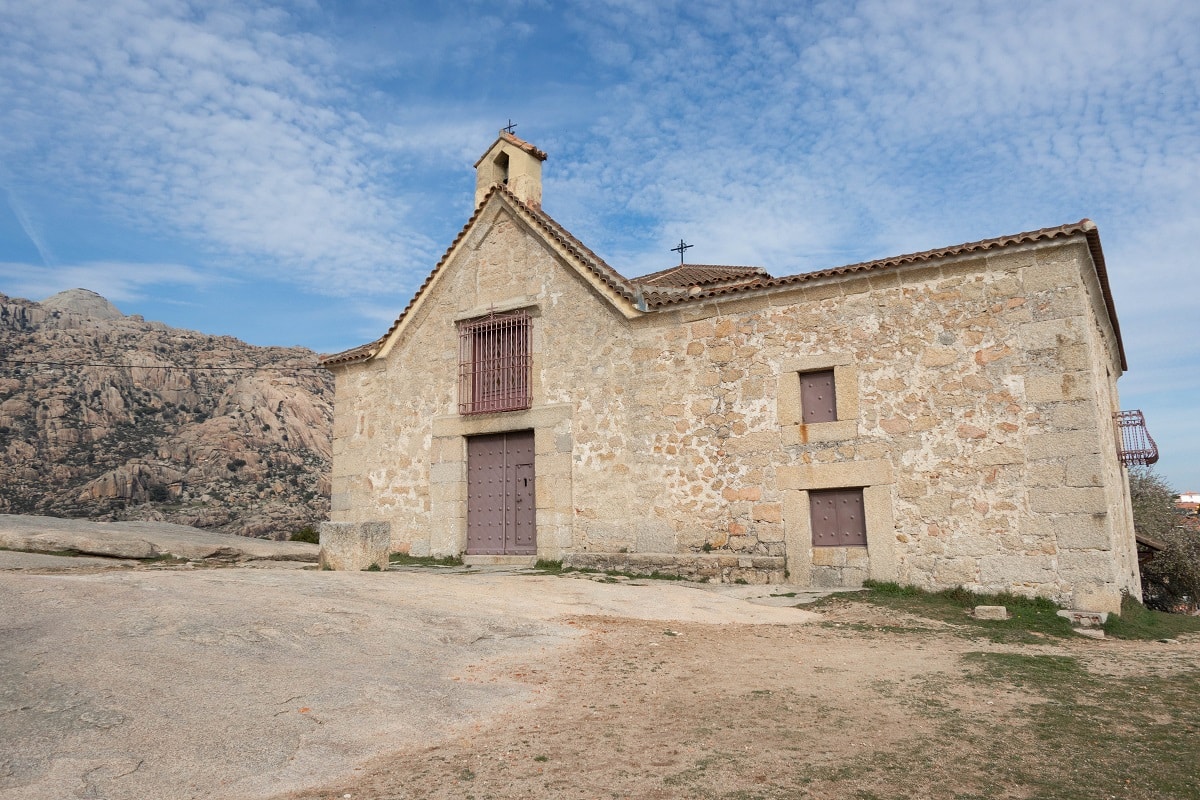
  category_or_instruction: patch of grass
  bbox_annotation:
[388,552,464,567]
[1105,594,1200,640]
[810,580,1075,642]
[532,561,687,581]
[962,652,1086,689]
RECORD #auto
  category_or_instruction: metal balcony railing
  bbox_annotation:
[1113,409,1159,466]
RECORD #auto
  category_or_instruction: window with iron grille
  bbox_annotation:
[799,369,837,423]
[458,311,531,415]
[809,488,867,547]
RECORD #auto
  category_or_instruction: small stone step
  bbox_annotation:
[1056,609,1108,627]
[462,555,537,568]
[1073,627,1105,640]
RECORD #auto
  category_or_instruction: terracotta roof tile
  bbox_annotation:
[634,264,771,288]
[324,215,1126,372]
[637,219,1126,370]
[472,131,547,167]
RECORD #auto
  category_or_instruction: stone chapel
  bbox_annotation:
[322,130,1156,613]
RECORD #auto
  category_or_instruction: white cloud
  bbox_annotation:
[0,0,435,295]
[0,260,215,305]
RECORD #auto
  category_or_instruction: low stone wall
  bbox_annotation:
[562,552,785,584]
[318,521,391,571]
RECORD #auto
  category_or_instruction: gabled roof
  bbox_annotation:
[320,184,638,367]
[322,208,1126,371]
[473,131,547,166]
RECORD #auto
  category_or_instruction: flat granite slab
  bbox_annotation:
[0,550,141,571]
[0,514,318,563]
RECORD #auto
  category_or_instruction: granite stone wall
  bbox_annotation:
[328,196,1138,613]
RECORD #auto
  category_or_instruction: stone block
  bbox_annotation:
[1070,583,1123,614]
[319,522,391,571]
[916,494,952,517]
[809,566,843,588]
[1058,550,1117,581]
[1022,259,1078,293]
[1051,515,1111,550]
[1056,609,1108,627]
[975,446,1023,466]
[1027,461,1067,487]
[979,554,1053,585]
[1066,455,1105,487]
[428,461,461,485]
[1050,401,1096,431]
[1029,487,1106,514]
[811,547,841,567]
[1025,374,1091,403]
[1019,317,1081,350]
[634,524,676,553]
[934,558,978,584]
[974,605,1007,620]
[844,546,869,567]
[1073,627,1106,639]
[1026,431,1100,460]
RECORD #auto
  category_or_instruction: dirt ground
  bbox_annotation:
[3,539,1196,800]
[281,598,1200,800]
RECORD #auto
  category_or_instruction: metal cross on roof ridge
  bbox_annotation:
[502,119,518,134]
[671,239,693,265]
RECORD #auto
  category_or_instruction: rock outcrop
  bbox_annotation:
[0,289,332,538]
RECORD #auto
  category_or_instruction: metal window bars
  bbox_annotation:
[458,310,531,415]
[1113,409,1159,467]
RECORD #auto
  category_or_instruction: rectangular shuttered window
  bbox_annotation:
[458,311,532,415]
[799,369,837,423]
[809,488,867,547]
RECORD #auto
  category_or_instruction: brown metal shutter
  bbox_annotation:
[810,488,866,547]
[466,430,536,555]
[799,370,837,423]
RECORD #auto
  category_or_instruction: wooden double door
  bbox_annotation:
[466,430,536,555]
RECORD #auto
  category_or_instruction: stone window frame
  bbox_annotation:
[779,459,897,586]
[430,403,573,561]
[778,354,859,445]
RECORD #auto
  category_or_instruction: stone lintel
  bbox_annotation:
[777,459,893,491]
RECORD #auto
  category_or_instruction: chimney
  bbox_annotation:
[474,131,548,209]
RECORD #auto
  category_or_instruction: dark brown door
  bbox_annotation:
[466,430,536,555]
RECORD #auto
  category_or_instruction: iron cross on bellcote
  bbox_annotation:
[671,239,693,265]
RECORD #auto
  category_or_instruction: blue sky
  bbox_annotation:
[0,0,1196,490]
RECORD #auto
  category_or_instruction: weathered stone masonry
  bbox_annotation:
[324,132,1141,613]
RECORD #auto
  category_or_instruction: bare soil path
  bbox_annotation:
[281,600,1200,800]
[2,529,1196,800]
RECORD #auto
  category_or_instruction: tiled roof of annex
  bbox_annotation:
[633,264,771,288]
[320,192,1124,369]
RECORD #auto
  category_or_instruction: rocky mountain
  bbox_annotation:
[0,289,333,538]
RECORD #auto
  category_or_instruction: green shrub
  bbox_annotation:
[290,526,320,544]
